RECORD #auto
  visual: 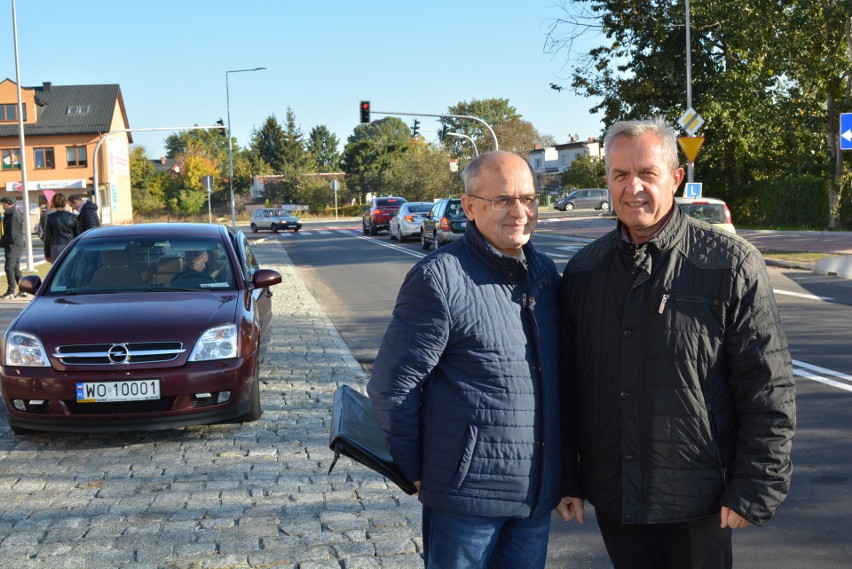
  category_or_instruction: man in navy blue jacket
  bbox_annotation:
[368,151,581,568]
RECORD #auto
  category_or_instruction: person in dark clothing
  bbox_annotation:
[43,194,79,263]
[559,117,796,569]
[0,196,24,299]
[368,152,578,569]
[68,194,100,233]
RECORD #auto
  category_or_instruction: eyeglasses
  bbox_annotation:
[467,194,539,210]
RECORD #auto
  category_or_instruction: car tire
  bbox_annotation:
[600,201,610,211]
[362,222,368,235]
[389,226,397,240]
[250,223,258,233]
[566,203,575,211]
[271,224,279,233]
[236,367,262,423]
[434,231,442,248]
[293,226,300,232]
[421,231,430,251]
[369,224,377,236]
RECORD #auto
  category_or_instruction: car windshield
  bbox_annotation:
[408,204,433,213]
[680,203,727,224]
[377,198,404,207]
[46,236,237,294]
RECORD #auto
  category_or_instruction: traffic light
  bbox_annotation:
[359,101,371,124]
[412,119,420,137]
[439,124,449,141]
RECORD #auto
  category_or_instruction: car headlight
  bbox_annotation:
[5,331,50,367]
[189,324,238,361]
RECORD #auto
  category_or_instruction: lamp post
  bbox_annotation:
[226,67,266,228]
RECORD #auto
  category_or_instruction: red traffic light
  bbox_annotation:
[359,100,371,124]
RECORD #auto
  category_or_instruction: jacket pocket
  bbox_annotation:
[450,425,479,489]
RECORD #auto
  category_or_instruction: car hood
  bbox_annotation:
[11,292,240,345]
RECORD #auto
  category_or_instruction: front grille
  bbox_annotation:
[54,342,185,365]
[65,397,177,414]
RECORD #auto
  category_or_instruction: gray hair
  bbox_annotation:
[461,151,539,194]
[603,116,680,172]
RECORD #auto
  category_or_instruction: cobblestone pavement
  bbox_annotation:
[0,237,424,569]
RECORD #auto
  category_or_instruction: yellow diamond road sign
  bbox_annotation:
[678,107,704,136]
[678,137,705,163]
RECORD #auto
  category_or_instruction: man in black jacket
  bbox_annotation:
[68,194,100,233]
[0,196,24,299]
[559,117,796,569]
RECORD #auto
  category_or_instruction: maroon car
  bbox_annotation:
[362,196,407,235]
[1,223,281,434]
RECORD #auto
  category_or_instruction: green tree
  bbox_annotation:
[440,98,522,157]
[383,140,462,202]
[129,146,167,215]
[340,117,411,200]
[560,155,605,190]
[249,115,288,172]
[545,0,852,229]
[307,125,341,172]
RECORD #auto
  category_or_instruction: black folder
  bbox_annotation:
[328,384,417,495]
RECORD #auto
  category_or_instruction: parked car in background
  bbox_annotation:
[363,196,407,235]
[554,188,611,212]
[389,201,433,241]
[1,223,282,434]
[250,208,302,233]
[675,196,736,234]
[421,198,468,250]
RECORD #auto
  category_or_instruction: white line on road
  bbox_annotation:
[356,235,426,258]
[774,289,833,301]
[793,359,852,392]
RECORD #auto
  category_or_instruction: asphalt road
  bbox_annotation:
[281,217,852,568]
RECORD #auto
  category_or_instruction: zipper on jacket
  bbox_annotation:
[658,293,669,314]
[706,403,728,488]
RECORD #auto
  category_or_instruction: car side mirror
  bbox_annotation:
[19,275,41,295]
[250,269,282,290]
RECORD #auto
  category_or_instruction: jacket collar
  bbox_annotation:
[616,203,687,257]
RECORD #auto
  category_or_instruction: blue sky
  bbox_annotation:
[1,0,604,158]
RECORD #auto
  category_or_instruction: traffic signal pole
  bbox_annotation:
[369,110,498,151]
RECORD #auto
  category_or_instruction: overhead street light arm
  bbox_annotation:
[371,110,498,152]
[418,128,479,156]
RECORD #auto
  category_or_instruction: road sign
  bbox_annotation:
[678,107,704,136]
[685,182,702,198]
[841,113,852,150]
[677,137,705,163]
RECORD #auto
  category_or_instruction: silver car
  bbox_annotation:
[389,202,434,241]
[250,208,302,233]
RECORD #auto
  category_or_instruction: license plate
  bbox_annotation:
[75,380,161,403]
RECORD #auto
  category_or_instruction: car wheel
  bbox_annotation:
[600,201,610,211]
[362,221,369,235]
[566,203,575,211]
[250,223,258,232]
[389,225,397,240]
[271,224,279,233]
[434,231,441,248]
[421,231,430,251]
[293,226,300,232]
[369,224,378,236]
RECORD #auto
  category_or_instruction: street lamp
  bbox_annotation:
[226,67,266,227]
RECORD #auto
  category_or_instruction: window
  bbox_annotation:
[2,148,21,170]
[0,104,26,122]
[534,158,542,168]
[34,147,55,169]
[66,105,90,115]
[66,146,88,168]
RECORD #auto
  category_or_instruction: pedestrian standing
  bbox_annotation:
[0,196,24,299]
[368,151,580,569]
[43,193,79,263]
[559,117,796,569]
[68,194,100,232]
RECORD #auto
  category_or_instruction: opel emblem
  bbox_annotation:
[107,344,130,364]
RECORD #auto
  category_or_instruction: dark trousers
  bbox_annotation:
[4,246,21,294]
[596,509,733,569]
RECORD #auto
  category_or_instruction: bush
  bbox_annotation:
[733,176,851,230]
